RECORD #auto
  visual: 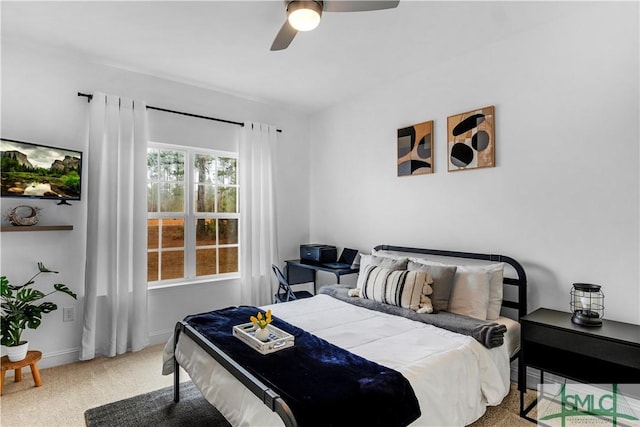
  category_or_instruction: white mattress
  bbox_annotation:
[163,294,514,426]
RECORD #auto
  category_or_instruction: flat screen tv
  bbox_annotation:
[1,138,82,205]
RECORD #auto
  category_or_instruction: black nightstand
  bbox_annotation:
[520,308,640,422]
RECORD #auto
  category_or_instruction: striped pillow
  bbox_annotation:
[360,265,433,311]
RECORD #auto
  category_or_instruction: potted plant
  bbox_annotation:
[1,262,77,361]
[250,309,273,342]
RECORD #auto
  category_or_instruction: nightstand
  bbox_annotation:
[520,308,640,422]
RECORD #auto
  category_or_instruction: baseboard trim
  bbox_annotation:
[149,328,173,346]
[3,330,173,375]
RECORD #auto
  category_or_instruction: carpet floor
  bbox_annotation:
[0,343,537,426]
[83,380,536,427]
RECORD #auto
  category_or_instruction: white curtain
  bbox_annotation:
[81,93,149,360]
[239,122,279,306]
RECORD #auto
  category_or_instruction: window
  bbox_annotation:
[147,143,239,286]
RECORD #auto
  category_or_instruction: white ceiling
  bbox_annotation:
[1,1,585,113]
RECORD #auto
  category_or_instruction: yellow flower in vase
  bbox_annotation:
[250,309,272,342]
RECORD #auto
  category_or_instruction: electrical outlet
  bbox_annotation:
[63,307,75,322]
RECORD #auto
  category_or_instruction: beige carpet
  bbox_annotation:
[0,343,536,426]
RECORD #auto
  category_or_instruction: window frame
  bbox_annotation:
[147,141,240,288]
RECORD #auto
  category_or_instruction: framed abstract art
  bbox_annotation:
[397,120,433,176]
[447,106,495,171]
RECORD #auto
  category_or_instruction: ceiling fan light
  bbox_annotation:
[287,1,322,32]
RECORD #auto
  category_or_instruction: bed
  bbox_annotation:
[162,245,527,426]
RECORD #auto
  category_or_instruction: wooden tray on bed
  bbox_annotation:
[233,323,295,354]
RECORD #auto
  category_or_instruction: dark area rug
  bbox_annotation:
[84,381,231,427]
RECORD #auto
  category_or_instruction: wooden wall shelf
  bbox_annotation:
[0,225,73,232]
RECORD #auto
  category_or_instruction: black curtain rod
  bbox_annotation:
[77,92,282,133]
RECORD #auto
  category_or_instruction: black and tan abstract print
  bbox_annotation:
[397,120,433,176]
[447,106,495,171]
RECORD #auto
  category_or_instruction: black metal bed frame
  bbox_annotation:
[172,244,528,427]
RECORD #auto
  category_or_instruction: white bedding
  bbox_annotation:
[162,294,512,426]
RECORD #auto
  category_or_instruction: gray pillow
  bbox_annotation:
[407,260,457,312]
[356,254,408,290]
[370,254,409,270]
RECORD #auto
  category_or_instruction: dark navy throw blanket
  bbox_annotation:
[184,306,421,427]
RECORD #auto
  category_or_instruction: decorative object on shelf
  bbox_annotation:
[6,205,41,226]
[570,283,604,327]
[1,262,77,361]
[397,120,434,176]
[250,309,273,341]
[447,105,495,171]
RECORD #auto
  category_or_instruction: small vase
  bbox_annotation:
[254,327,270,342]
[6,341,29,362]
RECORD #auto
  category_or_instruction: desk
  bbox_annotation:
[285,259,359,293]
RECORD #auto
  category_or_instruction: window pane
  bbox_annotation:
[194,184,215,213]
[194,154,216,184]
[147,148,158,180]
[148,145,239,286]
[160,183,184,212]
[148,219,159,249]
[218,157,237,185]
[159,150,184,182]
[196,248,217,276]
[162,219,184,248]
[161,251,184,280]
[219,219,238,244]
[195,219,216,246]
[217,187,237,213]
[147,182,158,212]
[147,252,159,282]
[219,247,238,273]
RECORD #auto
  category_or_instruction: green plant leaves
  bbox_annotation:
[37,262,59,274]
[1,262,75,346]
[0,276,11,298]
[16,288,45,303]
[38,302,57,314]
[54,284,77,299]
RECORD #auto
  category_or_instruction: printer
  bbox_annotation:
[300,244,337,264]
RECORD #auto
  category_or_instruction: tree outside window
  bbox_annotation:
[147,144,238,286]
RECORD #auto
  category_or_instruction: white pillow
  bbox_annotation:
[412,259,504,320]
[448,267,492,320]
[359,265,433,312]
[372,248,430,261]
[485,263,505,320]
[356,254,409,290]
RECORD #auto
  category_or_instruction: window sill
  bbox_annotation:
[148,273,240,290]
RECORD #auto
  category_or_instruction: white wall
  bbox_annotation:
[0,39,311,367]
[308,2,640,323]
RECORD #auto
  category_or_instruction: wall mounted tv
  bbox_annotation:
[1,138,82,205]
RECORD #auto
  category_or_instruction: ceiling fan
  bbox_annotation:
[271,0,400,51]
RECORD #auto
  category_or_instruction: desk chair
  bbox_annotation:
[272,264,313,304]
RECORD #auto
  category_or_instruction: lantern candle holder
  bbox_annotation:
[570,283,604,327]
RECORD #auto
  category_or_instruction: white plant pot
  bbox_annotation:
[6,341,29,362]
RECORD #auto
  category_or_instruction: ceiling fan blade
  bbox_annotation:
[271,20,298,51]
[323,1,400,13]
